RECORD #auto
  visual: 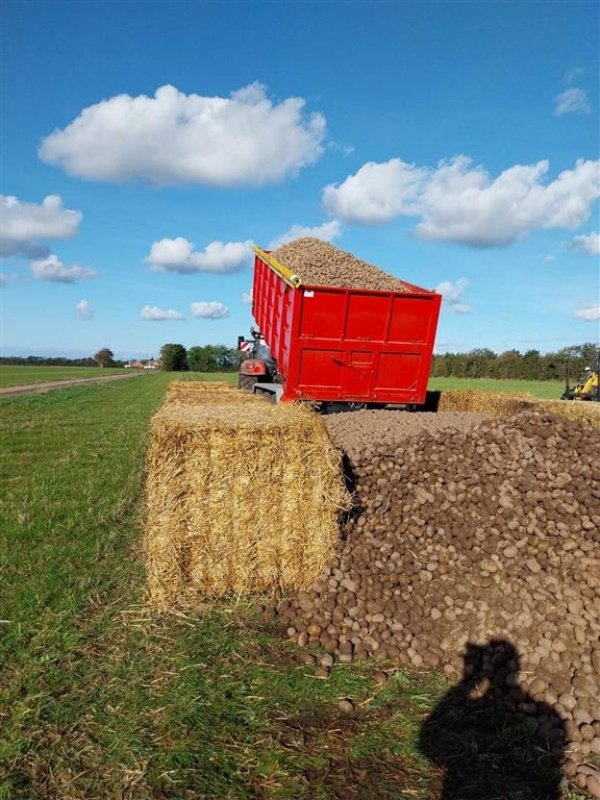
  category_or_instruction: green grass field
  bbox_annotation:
[427,376,565,400]
[0,365,126,388]
[0,373,584,799]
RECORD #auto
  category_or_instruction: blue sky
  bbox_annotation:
[2,0,599,360]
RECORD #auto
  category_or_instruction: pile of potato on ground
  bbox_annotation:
[261,409,600,793]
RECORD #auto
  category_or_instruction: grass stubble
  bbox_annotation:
[0,373,589,799]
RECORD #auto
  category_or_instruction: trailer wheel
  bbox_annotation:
[238,374,259,392]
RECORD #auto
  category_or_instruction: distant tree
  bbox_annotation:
[93,347,114,368]
[427,343,598,382]
[188,344,243,372]
[160,343,188,371]
[187,345,213,372]
[496,349,523,379]
[465,348,497,378]
[522,349,542,380]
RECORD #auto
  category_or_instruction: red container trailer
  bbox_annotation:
[243,245,442,405]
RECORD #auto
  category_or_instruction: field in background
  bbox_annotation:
[0,366,566,399]
[0,365,126,388]
[188,373,566,400]
[0,372,585,799]
[427,376,565,399]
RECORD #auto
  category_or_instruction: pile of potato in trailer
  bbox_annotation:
[145,240,600,795]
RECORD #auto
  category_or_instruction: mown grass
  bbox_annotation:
[427,376,565,399]
[0,365,126,388]
[0,372,439,799]
[0,372,585,799]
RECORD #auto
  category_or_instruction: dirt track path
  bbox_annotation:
[0,371,146,397]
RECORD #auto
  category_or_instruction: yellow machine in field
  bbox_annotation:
[562,355,600,401]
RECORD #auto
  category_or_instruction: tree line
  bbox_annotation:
[0,352,124,368]
[431,343,599,381]
[3,342,597,380]
[159,343,242,372]
[0,345,242,372]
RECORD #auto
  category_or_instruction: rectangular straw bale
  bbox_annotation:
[436,389,600,428]
[145,402,349,610]
[537,399,600,430]
[166,381,267,406]
[437,390,535,417]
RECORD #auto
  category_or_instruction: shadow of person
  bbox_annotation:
[418,639,566,800]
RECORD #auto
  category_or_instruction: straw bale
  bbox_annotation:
[537,399,600,430]
[436,389,535,417]
[145,402,349,610]
[435,389,600,429]
[166,381,266,406]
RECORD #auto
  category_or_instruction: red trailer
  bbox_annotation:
[241,245,442,406]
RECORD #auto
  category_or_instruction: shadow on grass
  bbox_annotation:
[268,705,417,800]
[418,639,565,800]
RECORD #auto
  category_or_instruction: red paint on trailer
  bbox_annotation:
[251,250,442,404]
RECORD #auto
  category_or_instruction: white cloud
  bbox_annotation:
[564,67,584,85]
[436,278,468,303]
[190,301,229,319]
[323,156,600,247]
[242,292,252,304]
[145,237,252,273]
[574,304,600,321]
[452,303,474,315]
[141,304,185,321]
[554,88,591,116]
[436,278,473,314]
[39,83,326,187]
[30,254,97,283]
[268,220,342,250]
[75,299,93,319]
[1,194,82,256]
[323,159,427,223]
[571,231,600,256]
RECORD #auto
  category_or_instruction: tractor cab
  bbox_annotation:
[237,327,277,392]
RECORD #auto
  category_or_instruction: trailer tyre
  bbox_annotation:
[238,374,259,392]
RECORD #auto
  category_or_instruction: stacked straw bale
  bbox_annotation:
[434,389,600,429]
[146,394,349,610]
[436,389,535,416]
[166,380,267,406]
[538,398,600,430]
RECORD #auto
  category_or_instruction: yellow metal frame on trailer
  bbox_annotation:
[252,245,302,289]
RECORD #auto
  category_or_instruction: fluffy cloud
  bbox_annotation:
[39,83,326,187]
[242,292,252,304]
[75,299,93,319]
[436,278,473,314]
[141,305,184,321]
[323,156,600,247]
[30,254,97,283]
[323,159,426,223]
[574,304,600,321]
[571,231,600,256]
[1,194,82,257]
[146,237,251,273]
[190,301,229,319]
[268,220,342,249]
[554,88,592,116]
